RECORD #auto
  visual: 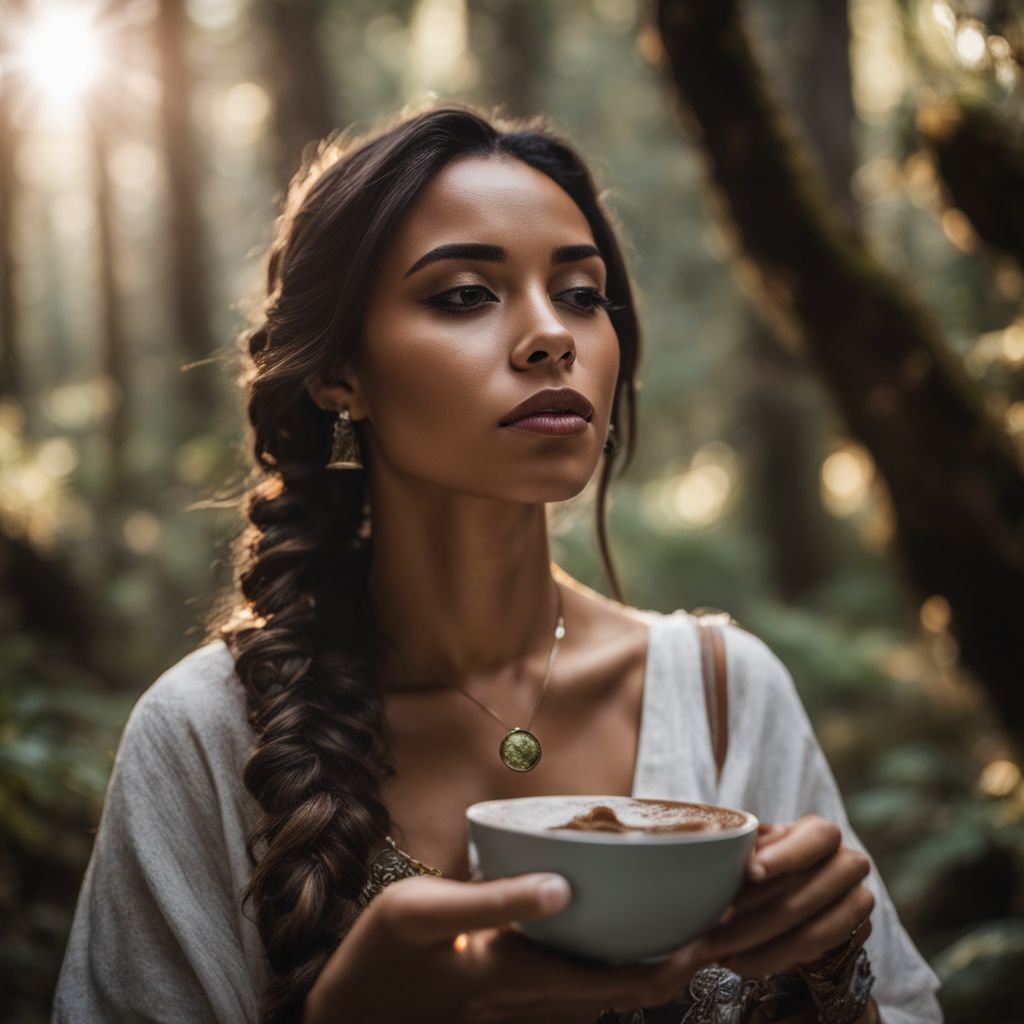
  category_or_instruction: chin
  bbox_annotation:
[502,468,598,504]
[412,450,603,504]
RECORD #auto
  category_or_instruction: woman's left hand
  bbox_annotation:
[701,815,875,978]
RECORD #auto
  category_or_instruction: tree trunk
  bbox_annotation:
[734,315,836,602]
[86,105,129,504]
[262,0,337,193]
[793,0,858,231]
[467,0,554,119]
[918,99,1024,269]
[0,0,25,403]
[0,527,98,670]
[654,0,1024,745]
[156,0,218,428]
[732,0,860,602]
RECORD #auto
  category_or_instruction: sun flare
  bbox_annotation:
[17,8,105,109]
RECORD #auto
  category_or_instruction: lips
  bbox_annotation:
[500,387,594,426]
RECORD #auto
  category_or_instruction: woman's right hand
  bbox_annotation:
[304,871,718,1023]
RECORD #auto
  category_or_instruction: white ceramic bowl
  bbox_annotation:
[466,795,758,965]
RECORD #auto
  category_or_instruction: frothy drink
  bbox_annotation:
[472,795,747,836]
[548,799,746,834]
[466,793,758,964]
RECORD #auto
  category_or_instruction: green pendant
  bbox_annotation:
[500,728,542,772]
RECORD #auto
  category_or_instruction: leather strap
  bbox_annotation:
[694,614,729,783]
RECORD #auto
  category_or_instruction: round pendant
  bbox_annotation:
[499,728,542,772]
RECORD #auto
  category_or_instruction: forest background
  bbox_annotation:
[1,0,1022,1020]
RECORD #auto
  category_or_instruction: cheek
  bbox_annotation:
[358,319,500,455]
[592,324,622,411]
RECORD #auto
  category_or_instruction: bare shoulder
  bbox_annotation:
[556,574,653,676]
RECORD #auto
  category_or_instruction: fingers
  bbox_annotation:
[380,872,572,945]
[708,845,871,955]
[630,935,721,1007]
[715,871,796,925]
[468,928,715,1014]
[747,815,842,882]
[720,886,876,978]
[753,822,790,851]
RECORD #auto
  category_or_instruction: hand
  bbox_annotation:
[305,870,719,1024]
[703,815,875,978]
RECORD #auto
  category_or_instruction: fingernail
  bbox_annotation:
[749,861,767,882]
[536,874,571,911]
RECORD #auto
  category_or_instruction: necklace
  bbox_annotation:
[433,585,565,773]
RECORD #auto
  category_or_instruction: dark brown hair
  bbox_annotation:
[208,103,641,1022]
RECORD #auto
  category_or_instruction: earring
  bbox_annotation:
[357,498,372,540]
[326,409,363,470]
[604,422,620,456]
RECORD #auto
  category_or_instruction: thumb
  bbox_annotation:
[392,872,573,946]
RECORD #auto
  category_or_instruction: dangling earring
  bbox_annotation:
[326,409,363,470]
[604,422,620,456]
[357,498,372,540]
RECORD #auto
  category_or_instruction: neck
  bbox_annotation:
[366,475,561,692]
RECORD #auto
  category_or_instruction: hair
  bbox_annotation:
[206,103,642,1022]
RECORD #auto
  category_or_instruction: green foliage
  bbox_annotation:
[0,632,129,1022]
[0,643,125,851]
[935,919,1024,1024]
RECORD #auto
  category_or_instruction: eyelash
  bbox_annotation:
[423,285,616,316]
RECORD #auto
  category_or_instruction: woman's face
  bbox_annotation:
[345,154,621,504]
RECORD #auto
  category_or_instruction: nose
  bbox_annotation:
[510,291,576,371]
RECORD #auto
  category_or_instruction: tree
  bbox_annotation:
[654,0,1024,745]
[0,0,27,404]
[86,99,130,503]
[467,0,555,119]
[261,0,338,193]
[732,0,860,603]
[919,99,1024,270]
[155,0,219,429]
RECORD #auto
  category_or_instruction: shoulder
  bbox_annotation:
[118,640,252,776]
[135,637,242,713]
[650,608,811,728]
[722,619,813,728]
[719,618,797,690]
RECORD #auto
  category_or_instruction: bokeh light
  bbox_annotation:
[821,444,875,516]
[978,759,1022,798]
[954,21,988,68]
[920,595,952,634]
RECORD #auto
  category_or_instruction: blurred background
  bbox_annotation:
[1,0,1022,1020]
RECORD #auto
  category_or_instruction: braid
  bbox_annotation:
[224,430,395,1022]
[226,319,395,1020]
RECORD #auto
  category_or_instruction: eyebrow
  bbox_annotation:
[403,242,604,278]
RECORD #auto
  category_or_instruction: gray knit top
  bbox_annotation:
[53,610,943,1022]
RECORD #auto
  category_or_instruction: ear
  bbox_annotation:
[306,367,369,421]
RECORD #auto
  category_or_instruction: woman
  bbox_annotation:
[54,105,942,1023]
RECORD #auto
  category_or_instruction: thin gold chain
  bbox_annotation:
[378,582,565,733]
[441,585,564,733]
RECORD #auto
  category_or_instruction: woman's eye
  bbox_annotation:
[424,285,497,313]
[560,287,614,313]
[423,284,614,315]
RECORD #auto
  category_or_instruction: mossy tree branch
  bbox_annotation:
[918,98,1024,269]
[654,0,1024,744]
